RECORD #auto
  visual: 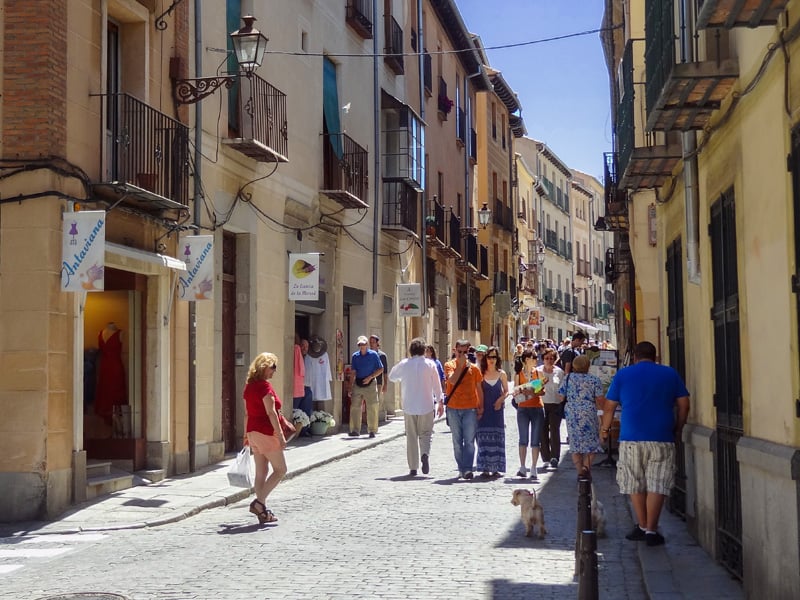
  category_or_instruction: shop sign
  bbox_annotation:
[288,253,320,301]
[61,210,106,292]
[397,283,422,317]
[178,235,214,301]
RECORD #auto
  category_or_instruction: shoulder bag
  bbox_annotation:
[443,365,469,405]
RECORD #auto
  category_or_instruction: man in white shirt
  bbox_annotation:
[388,337,443,476]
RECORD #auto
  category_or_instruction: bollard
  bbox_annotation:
[575,470,593,569]
[578,530,599,600]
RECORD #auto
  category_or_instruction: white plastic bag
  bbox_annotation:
[227,446,253,488]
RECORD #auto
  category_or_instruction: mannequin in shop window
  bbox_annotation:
[95,322,127,426]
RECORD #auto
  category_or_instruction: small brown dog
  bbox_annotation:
[511,488,547,538]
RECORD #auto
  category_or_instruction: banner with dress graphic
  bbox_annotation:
[61,210,106,292]
[178,235,214,301]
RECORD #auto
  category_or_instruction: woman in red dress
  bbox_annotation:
[243,352,288,523]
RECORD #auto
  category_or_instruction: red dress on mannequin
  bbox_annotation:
[95,326,127,422]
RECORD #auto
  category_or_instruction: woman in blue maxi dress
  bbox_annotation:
[476,346,508,476]
[557,355,605,475]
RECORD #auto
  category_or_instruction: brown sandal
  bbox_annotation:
[249,499,278,524]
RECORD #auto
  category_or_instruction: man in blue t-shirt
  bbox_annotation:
[349,335,384,438]
[600,341,690,547]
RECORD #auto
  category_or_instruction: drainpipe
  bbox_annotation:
[372,0,380,295]
[681,1,701,284]
[418,2,428,319]
[188,0,202,472]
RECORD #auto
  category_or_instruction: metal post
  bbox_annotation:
[575,470,592,569]
[578,530,599,600]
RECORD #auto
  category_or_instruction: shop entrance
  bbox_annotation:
[83,268,146,470]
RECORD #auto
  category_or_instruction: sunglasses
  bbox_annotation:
[456,349,468,354]
[486,355,499,359]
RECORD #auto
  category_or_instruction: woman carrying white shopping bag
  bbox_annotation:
[242,352,288,524]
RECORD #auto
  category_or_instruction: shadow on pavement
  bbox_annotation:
[217,522,275,535]
[489,578,576,598]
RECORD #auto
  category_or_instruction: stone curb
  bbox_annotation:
[4,423,411,537]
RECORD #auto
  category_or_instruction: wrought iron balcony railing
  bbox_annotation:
[426,196,446,248]
[93,92,189,210]
[382,180,419,238]
[384,14,404,74]
[423,52,432,96]
[320,132,369,208]
[225,74,288,163]
[603,152,630,232]
[346,0,373,39]
[478,244,489,279]
[645,0,738,132]
[469,128,477,163]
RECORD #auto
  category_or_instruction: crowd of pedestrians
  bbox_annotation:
[241,334,690,549]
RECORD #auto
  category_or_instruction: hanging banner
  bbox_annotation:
[528,308,540,327]
[178,235,214,301]
[61,210,106,292]
[288,253,320,301]
[398,283,422,317]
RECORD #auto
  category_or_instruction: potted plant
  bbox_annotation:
[309,410,336,436]
[292,409,310,431]
[425,215,437,237]
[437,94,454,116]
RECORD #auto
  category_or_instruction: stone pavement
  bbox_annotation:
[1,412,742,599]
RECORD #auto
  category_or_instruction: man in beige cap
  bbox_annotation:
[348,335,384,438]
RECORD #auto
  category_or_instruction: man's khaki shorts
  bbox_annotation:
[616,441,675,496]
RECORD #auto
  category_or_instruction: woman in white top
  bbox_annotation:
[539,348,566,469]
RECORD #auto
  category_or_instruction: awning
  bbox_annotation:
[568,319,600,334]
[106,242,187,271]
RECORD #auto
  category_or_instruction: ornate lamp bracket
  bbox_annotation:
[155,0,188,31]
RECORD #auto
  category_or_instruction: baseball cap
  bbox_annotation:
[475,344,488,353]
[357,335,369,345]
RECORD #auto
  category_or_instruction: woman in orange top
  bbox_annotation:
[513,350,547,482]
[243,352,288,524]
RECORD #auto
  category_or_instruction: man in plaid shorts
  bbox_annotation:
[600,341,690,546]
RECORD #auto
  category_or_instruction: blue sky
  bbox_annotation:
[456,0,612,179]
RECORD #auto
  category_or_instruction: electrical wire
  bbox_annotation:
[265,25,621,59]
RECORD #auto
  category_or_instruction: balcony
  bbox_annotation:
[382,180,419,239]
[440,210,463,259]
[93,93,189,212]
[696,0,789,29]
[478,244,489,279]
[645,0,738,132]
[384,15,404,75]
[617,41,682,189]
[426,197,446,248]
[458,233,479,273]
[494,271,509,293]
[602,152,630,232]
[423,52,432,96]
[224,74,289,163]
[346,0,373,39]
[438,77,453,120]
[469,128,477,164]
[544,229,558,251]
[320,133,369,208]
[382,100,424,191]
[456,107,466,146]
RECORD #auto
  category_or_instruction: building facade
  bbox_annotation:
[602,0,800,595]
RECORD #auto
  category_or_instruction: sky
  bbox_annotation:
[456,0,612,179]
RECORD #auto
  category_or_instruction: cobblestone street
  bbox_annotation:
[2,408,647,599]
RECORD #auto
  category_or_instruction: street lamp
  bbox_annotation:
[477,202,492,228]
[172,16,269,105]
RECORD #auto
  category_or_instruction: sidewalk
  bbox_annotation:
[0,414,742,599]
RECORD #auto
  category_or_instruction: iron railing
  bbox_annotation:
[427,196,446,243]
[384,14,404,74]
[715,426,743,579]
[645,0,677,120]
[423,52,432,95]
[456,107,466,145]
[448,210,462,257]
[618,41,636,179]
[101,92,189,205]
[346,0,373,38]
[382,180,418,233]
[469,128,477,162]
[229,74,289,162]
[479,244,489,278]
[322,132,369,205]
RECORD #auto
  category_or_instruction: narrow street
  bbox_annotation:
[2,408,646,600]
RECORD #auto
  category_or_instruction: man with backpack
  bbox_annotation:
[558,331,586,374]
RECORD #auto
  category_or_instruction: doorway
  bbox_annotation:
[83,268,146,470]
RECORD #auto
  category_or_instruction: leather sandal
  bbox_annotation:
[249,499,277,524]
